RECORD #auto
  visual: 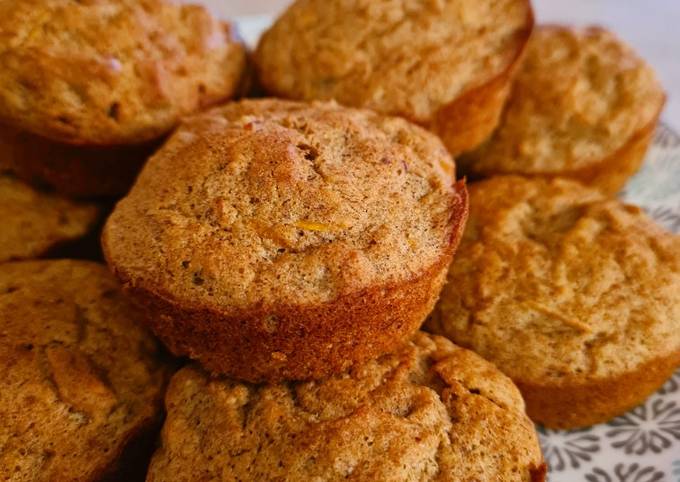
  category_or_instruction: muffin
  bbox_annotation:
[461,26,665,195]
[103,99,468,382]
[146,332,545,482]
[0,0,247,197]
[0,173,99,262]
[428,176,680,429]
[254,0,534,156]
[0,260,170,481]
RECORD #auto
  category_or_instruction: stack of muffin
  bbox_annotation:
[1,0,678,481]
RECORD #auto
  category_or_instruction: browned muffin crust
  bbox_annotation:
[254,0,533,156]
[147,332,545,482]
[0,173,99,262]
[461,26,665,194]
[0,125,157,198]
[428,176,680,428]
[517,353,680,429]
[103,99,468,382]
[0,260,170,481]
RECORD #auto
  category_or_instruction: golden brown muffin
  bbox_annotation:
[0,260,170,481]
[0,0,246,197]
[146,332,545,482]
[0,173,99,262]
[103,99,468,382]
[428,176,680,429]
[461,26,665,195]
[254,0,533,156]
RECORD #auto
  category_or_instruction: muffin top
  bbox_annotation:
[103,99,465,311]
[147,332,544,482]
[255,0,532,124]
[0,0,246,145]
[0,260,169,481]
[430,176,680,385]
[466,26,665,174]
[0,173,99,262]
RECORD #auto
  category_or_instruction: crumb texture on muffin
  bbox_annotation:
[104,99,460,311]
[465,26,665,175]
[146,332,544,482]
[0,174,98,262]
[255,0,532,124]
[0,260,168,481]
[429,176,680,425]
[0,0,246,145]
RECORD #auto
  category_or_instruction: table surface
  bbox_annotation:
[197,0,680,129]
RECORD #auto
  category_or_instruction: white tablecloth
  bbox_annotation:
[197,0,680,128]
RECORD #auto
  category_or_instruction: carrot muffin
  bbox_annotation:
[254,0,534,156]
[146,332,545,482]
[103,99,468,382]
[0,173,98,263]
[0,260,170,481]
[0,0,246,197]
[461,26,665,195]
[428,176,680,429]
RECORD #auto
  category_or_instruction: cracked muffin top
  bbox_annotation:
[255,0,532,124]
[146,332,544,481]
[465,26,665,174]
[103,99,465,310]
[429,176,680,383]
[0,173,99,262]
[0,0,246,145]
[0,260,169,481]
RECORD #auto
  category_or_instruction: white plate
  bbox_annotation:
[234,15,680,481]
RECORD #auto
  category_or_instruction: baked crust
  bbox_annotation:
[430,6,534,156]
[428,176,680,428]
[111,238,461,382]
[462,26,666,193]
[0,260,170,481]
[517,351,680,429]
[103,99,468,381]
[254,0,533,155]
[0,124,156,198]
[0,0,246,146]
[557,114,660,195]
[0,173,99,262]
[147,332,545,481]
